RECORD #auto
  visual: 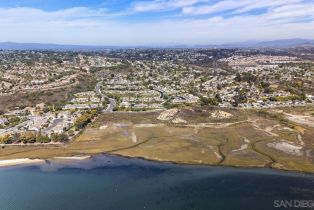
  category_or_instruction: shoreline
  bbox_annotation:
[0,158,45,168]
[107,153,314,176]
[0,155,91,168]
[0,153,313,175]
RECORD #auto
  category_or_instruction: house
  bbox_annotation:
[0,118,8,125]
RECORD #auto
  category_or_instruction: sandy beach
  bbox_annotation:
[53,156,91,161]
[0,158,45,167]
[0,156,91,168]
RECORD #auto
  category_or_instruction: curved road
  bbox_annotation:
[95,81,116,112]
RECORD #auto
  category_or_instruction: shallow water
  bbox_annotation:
[0,155,314,210]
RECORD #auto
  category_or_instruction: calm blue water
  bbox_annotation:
[0,155,314,210]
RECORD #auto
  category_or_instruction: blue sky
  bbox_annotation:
[0,0,314,46]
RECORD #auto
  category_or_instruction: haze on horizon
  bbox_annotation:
[0,0,314,46]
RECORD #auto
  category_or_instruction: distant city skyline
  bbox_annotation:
[0,0,314,46]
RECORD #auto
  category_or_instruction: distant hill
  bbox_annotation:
[160,39,314,49]
[226,39,314,48]
[191,39,314,49]
[0,42,115,51]
[0,39,314,50]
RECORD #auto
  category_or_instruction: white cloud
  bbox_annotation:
[183,0,251,15]
[132,0,208,12]
[182,0,305,15]
[0,7,108,21]
[268,3,314,20]
[0,4,313,46]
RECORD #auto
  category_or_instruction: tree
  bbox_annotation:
[199,96,218,106]
[75,115,92,130]
[19,132,36,144]
[74,110,98,130]
[103,97,110,106]
[43,106,50,113]
[215,93,222,103]
[233,89,247,107]
[0,135,12,144]
[261,81,272,93]
[235,73,242,82]
[298,91,307,101]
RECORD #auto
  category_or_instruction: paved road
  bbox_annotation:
[95,81,102,95]
[44,118,63,134]
[105,98,116,112]
[95,81,116,112]
[153,88,164,99]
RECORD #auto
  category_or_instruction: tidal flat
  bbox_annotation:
[1,106,314,173]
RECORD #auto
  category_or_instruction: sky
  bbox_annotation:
[0,0,314,46]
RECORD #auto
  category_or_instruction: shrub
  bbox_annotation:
[51,133,68,142]
[36,134,51,143]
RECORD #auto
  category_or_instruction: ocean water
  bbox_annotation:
[0,155,314,210]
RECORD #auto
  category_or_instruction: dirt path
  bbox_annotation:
[249,118,279,137]
[181,120,248,129]
[106,133,176,153]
